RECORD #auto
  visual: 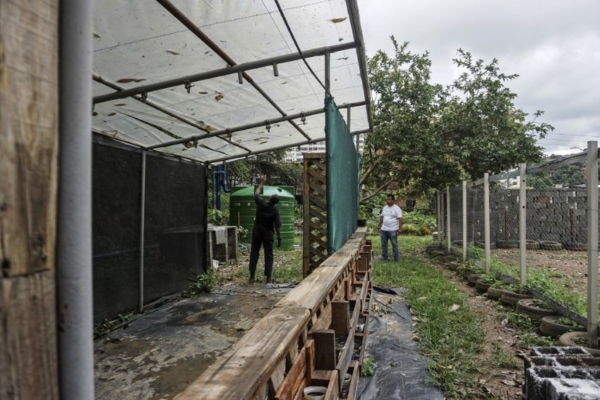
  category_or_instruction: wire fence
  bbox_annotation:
[437,144,599,331]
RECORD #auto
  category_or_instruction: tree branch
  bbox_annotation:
[360,178,395,203]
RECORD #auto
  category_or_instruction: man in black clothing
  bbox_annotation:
[249,176,281,283]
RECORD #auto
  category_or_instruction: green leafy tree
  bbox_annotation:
[362,39,554,200]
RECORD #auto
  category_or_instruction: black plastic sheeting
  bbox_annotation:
[357,289,445,400]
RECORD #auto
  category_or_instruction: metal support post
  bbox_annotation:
[324,51,331,96]
[484,173,491,272]
[519,163,527,286]
[139,150,147,312]
[57,0,94,398]
[587,141,598,347]
[437,190,441,244]
[462,181,467,261]
[446,186,451,252]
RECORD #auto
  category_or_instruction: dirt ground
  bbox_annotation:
[444,270,524,399]
[493,247,594,296]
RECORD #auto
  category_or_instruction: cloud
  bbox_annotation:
[358,0,600,155]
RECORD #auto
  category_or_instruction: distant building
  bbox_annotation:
[284,134,366,163]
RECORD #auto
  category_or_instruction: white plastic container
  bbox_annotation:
[303,386,326,400]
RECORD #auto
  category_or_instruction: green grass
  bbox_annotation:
[488,258,588,315]
[371,235,485,398]
[232,245,304,284]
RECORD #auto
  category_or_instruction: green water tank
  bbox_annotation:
[230,186,296,250]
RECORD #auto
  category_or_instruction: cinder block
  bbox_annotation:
[524,347,600,400]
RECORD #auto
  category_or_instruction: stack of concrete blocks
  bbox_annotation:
[524,346,600,399]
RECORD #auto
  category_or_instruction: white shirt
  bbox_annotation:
[381,205,403,231]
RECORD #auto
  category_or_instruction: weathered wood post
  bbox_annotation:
[1,0,60,398]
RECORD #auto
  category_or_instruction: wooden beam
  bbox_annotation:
[1,0,59,398]
[178,307,310,400]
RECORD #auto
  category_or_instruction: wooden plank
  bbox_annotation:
[276,267,343,311]
[335,329,354,390]
[303,152,326,160]
[0,272,59,399]
[0,0,59,278]
[275,348,306,400]
[178,307,310,400]
[268,360,286,396]
[311,302,332,332]
[1,0,59,398]
[331,301,349,338]
[312,330,336,370]
[324,370,339,400]
[344,361,360,400]
[305,340,315,382]
[303,157,311,277]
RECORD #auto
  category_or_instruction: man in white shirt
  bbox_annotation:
[377,194,403,261]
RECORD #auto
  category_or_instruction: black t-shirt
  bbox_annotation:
[253,194,281,241]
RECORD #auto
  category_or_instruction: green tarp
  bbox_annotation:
[325,96,359,254]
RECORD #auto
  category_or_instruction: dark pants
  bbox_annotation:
[249,233,274,280]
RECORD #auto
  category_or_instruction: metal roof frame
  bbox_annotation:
[92,0,373,164]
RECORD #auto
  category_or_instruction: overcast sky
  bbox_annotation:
[357,0,600,156]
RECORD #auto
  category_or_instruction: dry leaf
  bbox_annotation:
[330,17,347,23]
[116,78,146,83]
[93,32,102,38]
[166,50,180,55]
[215,94,224,101]
[499,379,516,386]
[417,297,427,301]
[448,304,460,312]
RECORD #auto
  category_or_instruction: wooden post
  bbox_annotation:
[331,301,349,338]
[312,330,336,370]
[0,0,60,398]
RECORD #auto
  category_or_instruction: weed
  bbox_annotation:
[361,357,375,377]
[181,270,219,297]
[490,343,519,369]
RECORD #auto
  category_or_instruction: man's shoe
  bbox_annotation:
[379,257,388,261]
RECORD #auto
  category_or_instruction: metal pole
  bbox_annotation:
[345,0,374,130]
[57,0,94,398]
[519,163,527,286]
[484,173,491,272]
[462,181,467,261]
[437,190,441,244]
[446,186,451,252]
[324,51,331,96]
[441,190,446,242]
[146,101,367,150]
[92,42,357,104]
[139,151,147,312]
[587,141,598,348]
